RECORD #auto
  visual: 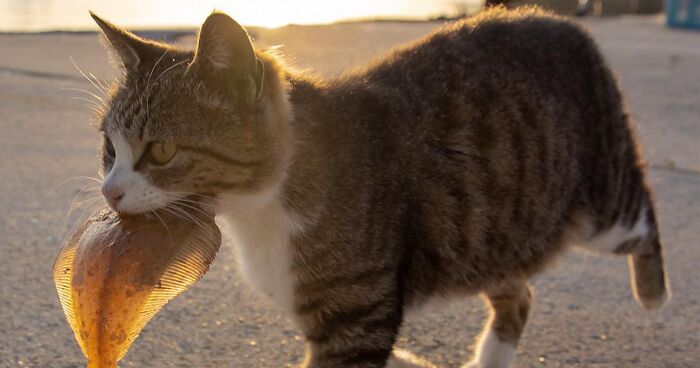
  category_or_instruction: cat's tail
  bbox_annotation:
[620,201,669,310]
[576,205,669,310]
[625,232,669,310]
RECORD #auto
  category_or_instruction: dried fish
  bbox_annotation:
[53,208,221,368]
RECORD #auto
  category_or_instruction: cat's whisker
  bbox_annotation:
[81,106,106,120]
[50,176,103,194]
[59,203,104,250]
[161,207,205,232]
[166,191,218,203]
[88,104,106,115]
[69,56,109,97]
[85,106,106,117]
[69,191,104,210]
[58,88,106,105]
[72,197,104,213]
[144,49,171,122]
[151,209,174,246]
[59,195,105,247]
[72,102,106,118]
[62,90,107,117]
[173,202,217,215]
[171,192,217,200]
[112,76,123,88]
[67,97,107,118]
[81,186,103,191]
[68,96,103,107]
[146,49,170,94]
[163,204,207,231]
[60,186,104,229]
[68,189,104,204]
[74,189,103,199]
[166,200,218,220]
[168,196,218,210]
[88,72,110,95]
[152,59,189,85]
[86,108,106,120]
[69,97,106,111]
[170,205,208,229]
[171,200,215,220]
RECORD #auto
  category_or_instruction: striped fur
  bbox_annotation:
[93,7,669,367]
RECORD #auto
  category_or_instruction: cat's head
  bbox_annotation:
[92,12,292,215]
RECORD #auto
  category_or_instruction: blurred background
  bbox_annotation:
[0,0,691,31]
[0,0,698,367]
[1,0,478,31]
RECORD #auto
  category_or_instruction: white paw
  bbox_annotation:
[466,329,516,368]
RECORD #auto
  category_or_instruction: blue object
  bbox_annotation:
[667,0,700,29]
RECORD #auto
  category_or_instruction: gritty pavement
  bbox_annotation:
[0,15,698,368]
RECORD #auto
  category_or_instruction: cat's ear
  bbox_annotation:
[190,12,264,105]
[90,12,159,71]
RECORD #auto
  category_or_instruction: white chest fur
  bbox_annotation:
[217,189,302,312]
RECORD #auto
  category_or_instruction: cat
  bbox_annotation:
[91,6,669,368]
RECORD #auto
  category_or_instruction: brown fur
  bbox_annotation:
[92,7,668,367]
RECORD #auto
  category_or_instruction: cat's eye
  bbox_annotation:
[149,142,177,165]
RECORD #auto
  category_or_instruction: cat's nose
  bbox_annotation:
[102,184,125,209]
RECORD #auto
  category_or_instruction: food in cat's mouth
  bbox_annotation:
[53,207,221,368]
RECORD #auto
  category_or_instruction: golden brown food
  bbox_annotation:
[53,208,221,368]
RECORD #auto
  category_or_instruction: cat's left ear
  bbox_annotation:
[90,12,162,71]
[189,12,265,105]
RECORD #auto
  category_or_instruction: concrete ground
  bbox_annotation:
[0,15,698,368]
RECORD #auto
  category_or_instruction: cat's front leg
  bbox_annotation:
[296,284,403,368]
[464,279,532,368]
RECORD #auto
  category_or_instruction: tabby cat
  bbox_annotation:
[91,7,668,368]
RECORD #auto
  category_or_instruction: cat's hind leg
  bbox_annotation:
[464,279,532,368]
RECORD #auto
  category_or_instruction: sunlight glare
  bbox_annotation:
[149,0,456,28]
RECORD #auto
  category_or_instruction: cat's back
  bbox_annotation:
[340,6,608,162]
[321,7,633,294]
[361,7,597,88]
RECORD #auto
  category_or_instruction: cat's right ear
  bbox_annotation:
[189,12,264,106]
[90,12,154,71]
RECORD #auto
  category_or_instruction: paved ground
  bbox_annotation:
[0,15,698,368]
